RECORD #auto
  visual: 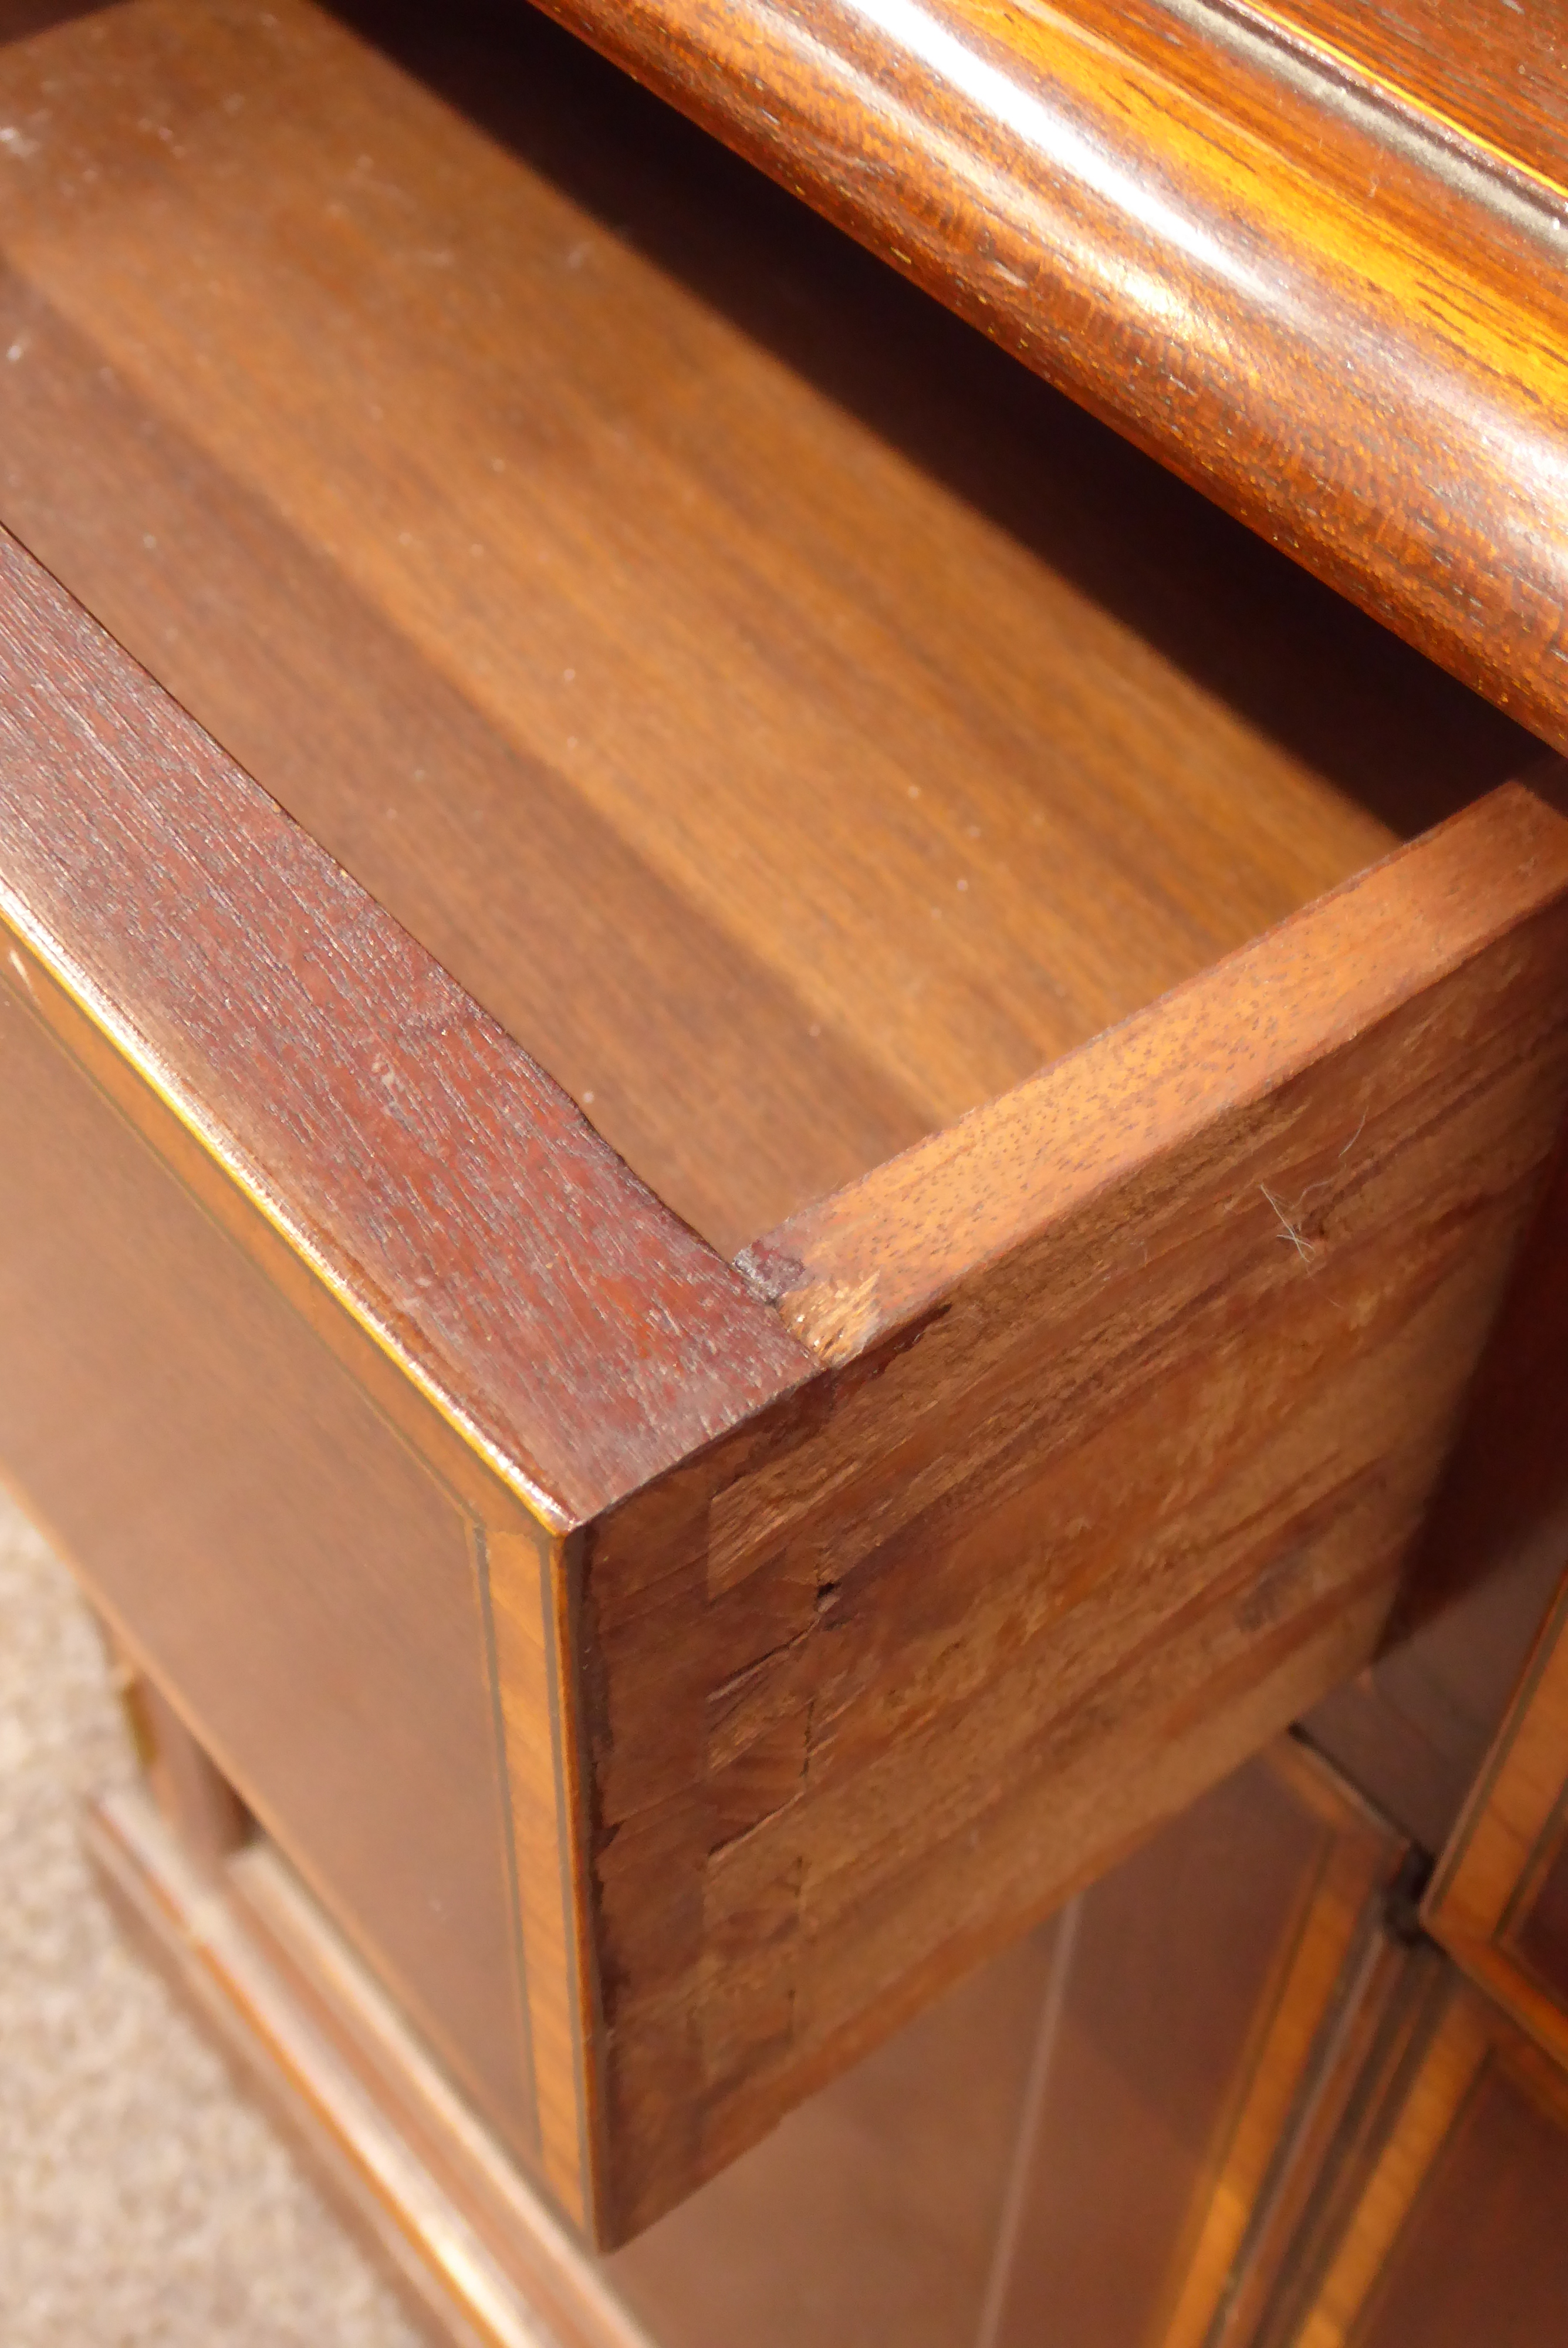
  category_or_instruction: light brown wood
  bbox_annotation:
[1269,1979,1568,2348]
[125,1670,252,1879]
[529,0,1568,744]
[0,0,1535,1248]
[8,0,1568,2251]
[594,784,1568,2229]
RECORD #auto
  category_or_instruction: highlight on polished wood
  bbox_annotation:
[6,0,1568,2272]
[533,0,1568,746]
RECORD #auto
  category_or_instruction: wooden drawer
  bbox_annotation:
[4,0,1568,2246]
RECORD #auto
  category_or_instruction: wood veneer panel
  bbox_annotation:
[0,0,1537,1244]
[590,787,1568,2231]
[0,959,542,2167]
[521,0,1568,745]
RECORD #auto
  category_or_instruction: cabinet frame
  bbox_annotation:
[7,519,1568,2238]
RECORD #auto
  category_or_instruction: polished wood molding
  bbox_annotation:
[532,0,1568,745]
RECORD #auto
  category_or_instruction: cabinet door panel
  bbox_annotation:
[608,1742,1407,2348]
[1273,1981,1568,2348]
[1425,1573,1568,2061]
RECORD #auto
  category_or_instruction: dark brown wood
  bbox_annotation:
[1422,1573,1568,2072]
[1304,1148,1568,1852]
[518,0,1568,745]
[0,0,1536,1247]
[0,520,807,2232]
[8,0,1568,2251]
[594,785,1568,2231]
[0,527,808,1529]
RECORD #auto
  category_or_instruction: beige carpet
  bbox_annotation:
[0,1487,423,2348]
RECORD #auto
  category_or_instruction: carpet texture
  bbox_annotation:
[0,1488,423,2348]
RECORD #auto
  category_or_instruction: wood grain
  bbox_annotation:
[0,0,1537,1246]
[1273,1981,1568,2348]
[523,0,1568,745]
[0,526,807,1529]
[0,518,800,2231]
[1260,0,1568,191]
[588,785,1568,2230]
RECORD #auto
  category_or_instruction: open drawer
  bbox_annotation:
[4,0,1568,2248]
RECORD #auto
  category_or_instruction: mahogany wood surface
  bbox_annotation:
[594,787,1568,2229]
[525,0,1568,745]
[0,0,1538,1247]
[1262,0,1568,190]
[7,0,1568,2250]
[0,520,802,2230]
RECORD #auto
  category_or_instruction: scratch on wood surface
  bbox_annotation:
[783,1270,882,1365]
[1261,1183,1318,1264]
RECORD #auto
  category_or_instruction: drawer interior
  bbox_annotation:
[0,0,1538,1254]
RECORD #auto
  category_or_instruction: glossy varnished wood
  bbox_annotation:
[594,787,1568,2229]
[1261,0,1568,190]
[7,0,1568,2255]
[0,0,1537,1246]
[523,0,1568,743]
